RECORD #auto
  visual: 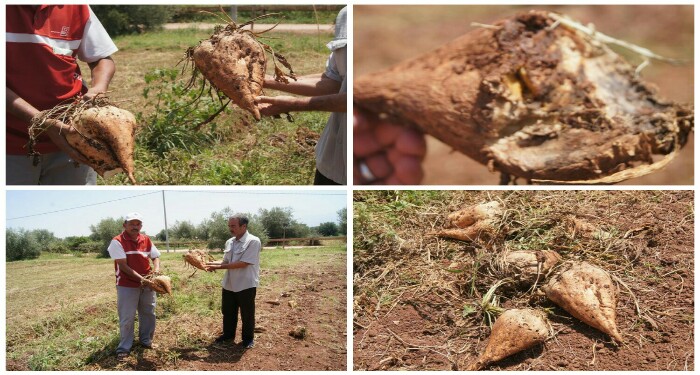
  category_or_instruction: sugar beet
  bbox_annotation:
[354,11,693,183]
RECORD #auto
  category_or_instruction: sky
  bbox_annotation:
[6,189,347,238]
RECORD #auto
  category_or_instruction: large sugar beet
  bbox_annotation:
[543,261,624,343]
[66,106,137,184]
[354,11,693,184]
[191,30,266,120]
[468,308,550,370]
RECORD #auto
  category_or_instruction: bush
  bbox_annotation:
[318,222,339,236]
[137,69,227,158]
[45,241,71,254]
[7,229,41,261]
[91,5,175,36]
[77,241,103,254]
[90,218,124,257]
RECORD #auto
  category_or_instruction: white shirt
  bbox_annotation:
[107,239,160,259]
[78,7,119,63]
[222,231,261,292]
[315,46,347,184]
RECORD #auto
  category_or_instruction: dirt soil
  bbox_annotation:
[354,5,694,184]
[81,264,346,371]
[353,191,693,370]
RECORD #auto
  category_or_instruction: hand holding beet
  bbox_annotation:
[353,109,426,184]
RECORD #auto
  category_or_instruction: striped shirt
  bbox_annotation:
[108,232,160,288]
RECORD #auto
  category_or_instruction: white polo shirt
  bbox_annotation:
[221,231,261,292]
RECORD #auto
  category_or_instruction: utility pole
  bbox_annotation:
[162,190,171,253]
[230,5,238,22]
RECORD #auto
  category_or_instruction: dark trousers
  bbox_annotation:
[314,169,341,185]
[222,287,256,342]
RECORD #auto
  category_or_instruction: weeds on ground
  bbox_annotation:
[353,191,694,370]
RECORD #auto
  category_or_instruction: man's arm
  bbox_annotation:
[115,258,146,283]
[257,92,346,116]
[209,261,252,270]
[84,57,115,99]
[152,257,160,273]
[263,73,341,97]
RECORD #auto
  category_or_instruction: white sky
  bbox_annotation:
[6,189,347,238]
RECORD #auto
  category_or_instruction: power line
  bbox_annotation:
[7,192,161,221]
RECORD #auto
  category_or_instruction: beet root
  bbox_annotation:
[430,201,503,242]
[192,30,266,120]
[543,261,624,343]
[468,308,550,370]
[354,11,693,184]
[496,250,561,285]
[66,105,137,184]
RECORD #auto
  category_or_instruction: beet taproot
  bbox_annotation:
[183,12,296,121]
[496,250,561,285]
[543,261,624,343]
[468,308,550,370]
[29,96,137,184]
[430,201,503,242]
[354,11,693,184]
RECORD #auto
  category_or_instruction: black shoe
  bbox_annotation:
[215,335,234,343]
[241,340,254,349]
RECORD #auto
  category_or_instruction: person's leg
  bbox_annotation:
[116,286,140,354]
[137,287,157,346]
[221,288,238,339]
[6,155,41,185]
[313,169,341,185]
[238,287,257,344]
[39,152,96,185]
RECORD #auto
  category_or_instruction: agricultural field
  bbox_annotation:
[80,23,334,185]
[353,191,693,370]
[355,5,694,185]
[7,246,347,370]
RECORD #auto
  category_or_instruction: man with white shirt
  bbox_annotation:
[6,5,118,184]
[107,212,161,360]
[206,215,262,349]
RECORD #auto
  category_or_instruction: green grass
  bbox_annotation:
[77,28,334,185]
[7,245,346,370]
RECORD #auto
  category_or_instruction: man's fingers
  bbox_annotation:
[393,155,424,185]
[364,154,392,180]
[395,130,427,159]
[373,121,402,147]
[353,109,370,132]
[353,129,383,157]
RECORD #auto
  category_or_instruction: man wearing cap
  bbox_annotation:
[107,212,161,360]
[206,215,261,349]
[256,6,347,185]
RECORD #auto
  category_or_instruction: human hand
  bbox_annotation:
[255,95,298,117]
[354,109,426,184]
[34,113,90,165]
[82,87,105,101]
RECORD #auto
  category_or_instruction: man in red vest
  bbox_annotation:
[7,5,117,185]
[107,212,161,361]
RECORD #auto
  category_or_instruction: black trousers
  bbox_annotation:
[221,287,256,342]
[314,169,341,185]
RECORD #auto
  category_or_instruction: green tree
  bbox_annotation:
[337,207,347,235]
[64,236,92,251]
[7,228,41,261]
[90,217,124,257]
[91,5,175,36]
[258,207,297,239]
[318,222,339,236]
[171,220,196,240]
[29,229,57,249]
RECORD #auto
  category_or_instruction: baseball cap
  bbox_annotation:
[124,212,143,223]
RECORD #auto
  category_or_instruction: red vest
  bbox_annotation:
[7,5,90,155]
[112,232,154,288]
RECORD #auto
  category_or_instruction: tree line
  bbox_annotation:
[7,207,346,261]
